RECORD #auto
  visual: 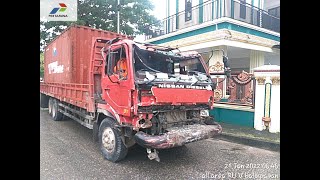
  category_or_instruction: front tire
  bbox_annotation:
[99,118,128,162]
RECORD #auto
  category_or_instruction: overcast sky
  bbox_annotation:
[150,0,166,20]
[134,0,166,41]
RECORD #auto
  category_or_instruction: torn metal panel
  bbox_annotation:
[134,124,222,149]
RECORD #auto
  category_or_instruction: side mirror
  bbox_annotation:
[223,55,231,78]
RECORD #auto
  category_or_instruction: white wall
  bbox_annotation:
[264,0,280,11]
[264,53,280,66]
[229,57,250,69]
[178,0,185,13]
[169,0,177,16]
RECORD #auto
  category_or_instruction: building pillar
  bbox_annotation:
[208,46,227,99]
[208,46,227,73]
[269,75,280,133]
[253,65,280,133]
[250,50,264,73]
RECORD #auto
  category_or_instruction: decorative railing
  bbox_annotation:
[144,0,279,40]
[212,71,255,107]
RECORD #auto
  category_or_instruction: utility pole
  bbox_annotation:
[117,0,120,33]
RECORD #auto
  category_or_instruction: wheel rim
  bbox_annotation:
[48,100,52,114]
[102,127,115,153]
[52,103,56,118]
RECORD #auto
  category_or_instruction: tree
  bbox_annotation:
[40,0,159,52]
[40,53,44,77]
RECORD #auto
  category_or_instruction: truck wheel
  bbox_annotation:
[99,118,128,162]
[48,98,53,115]
[51,99,63,121]
[40,93,48,108]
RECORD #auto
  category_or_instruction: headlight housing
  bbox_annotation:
[200,110,209,117]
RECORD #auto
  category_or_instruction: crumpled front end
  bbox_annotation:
[134,123,222,149]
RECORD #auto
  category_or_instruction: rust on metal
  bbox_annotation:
[134,124,222,149]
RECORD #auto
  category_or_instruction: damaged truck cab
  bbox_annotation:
[99,39,224,161]
[40,25,230,162]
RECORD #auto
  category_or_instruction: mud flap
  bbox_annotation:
[93,122,99,142]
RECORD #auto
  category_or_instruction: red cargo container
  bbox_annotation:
[44,25,131,84]
[41,25,132,112]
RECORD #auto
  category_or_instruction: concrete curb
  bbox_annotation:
[216,133,280,152]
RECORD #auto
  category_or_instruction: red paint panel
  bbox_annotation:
[42,25,133,112]
[151,87,213,104]
[44,25,132,84]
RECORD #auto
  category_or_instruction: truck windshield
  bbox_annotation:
[133,45,205,74]
[133,44,211,85]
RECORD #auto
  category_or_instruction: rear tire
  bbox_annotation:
[51,99,63,121]
[48,98,53,115]
[40,93,48,108]
[99,118,128,162]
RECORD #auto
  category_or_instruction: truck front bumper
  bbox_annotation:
[134,123,222,149]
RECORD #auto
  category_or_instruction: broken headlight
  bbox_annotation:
[200,110,209,117]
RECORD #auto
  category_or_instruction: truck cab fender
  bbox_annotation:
[96,108,120,124]
[93,108,120,142]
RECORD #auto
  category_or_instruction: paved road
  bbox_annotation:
[40,110,280,180]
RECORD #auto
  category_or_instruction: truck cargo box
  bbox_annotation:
[41,25,131,112]
[44,25,131,84]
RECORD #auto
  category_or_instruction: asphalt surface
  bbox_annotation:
[40,110,280,180]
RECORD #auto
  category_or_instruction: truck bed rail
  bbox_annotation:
[40,82,95,112]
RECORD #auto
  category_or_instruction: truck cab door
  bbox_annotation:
[102,43,132,117]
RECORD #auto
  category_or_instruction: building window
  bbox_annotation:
[185,0,192,22]
[240,0,246,19]
[268,6,280,18]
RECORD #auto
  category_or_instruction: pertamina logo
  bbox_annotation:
[49,3,68,17]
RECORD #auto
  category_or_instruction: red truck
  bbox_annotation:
[40,25,230,162]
